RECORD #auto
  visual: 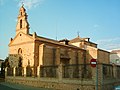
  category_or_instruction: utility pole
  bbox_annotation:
[96,62,98,90]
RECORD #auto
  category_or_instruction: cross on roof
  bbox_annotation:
[77,31,80,37]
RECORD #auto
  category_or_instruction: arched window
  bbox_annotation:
[20,19,22,29]
[18,48,22,54]
[21,12,22,16]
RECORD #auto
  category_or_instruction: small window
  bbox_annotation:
[21,12,22,16]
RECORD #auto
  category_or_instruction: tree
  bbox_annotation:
[4,57,10,68]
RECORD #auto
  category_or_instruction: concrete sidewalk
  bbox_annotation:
[0,82,53,90]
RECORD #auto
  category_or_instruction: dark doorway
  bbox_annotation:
[60,58,69,65]
[18,57,22,67]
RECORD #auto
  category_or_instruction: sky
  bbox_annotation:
[0,0,120,59]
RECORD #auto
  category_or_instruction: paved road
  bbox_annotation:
[0,84,17,90]
[0,81,53,90]
[0,84,18,90]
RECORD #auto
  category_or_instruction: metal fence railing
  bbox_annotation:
[15,67,23,76]
[26,66,37,77]
[102,64,113,79]
[6,64,120,81]
[7,67,13,76]
[40,65,58,78]
[116,66,120,78]
[62,64,92,79]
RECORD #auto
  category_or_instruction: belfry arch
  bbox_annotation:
[20,19,22,29]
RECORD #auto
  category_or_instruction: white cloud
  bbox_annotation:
[14,0,45,9]
[96,37,120,50]
[0,0,44,9]
[18,0,45,9]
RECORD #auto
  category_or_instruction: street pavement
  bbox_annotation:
[0,83,18,90]
[0,81,53,90]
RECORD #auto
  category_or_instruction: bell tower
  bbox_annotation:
[16,5,29,35]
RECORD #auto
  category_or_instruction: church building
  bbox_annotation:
[8,5,110,69]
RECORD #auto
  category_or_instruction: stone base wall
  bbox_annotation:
[5,77,116,90]
[5,63,120,90]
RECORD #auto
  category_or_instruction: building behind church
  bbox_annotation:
[110,50,120,65]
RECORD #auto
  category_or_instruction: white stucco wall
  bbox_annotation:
[110,53,120,65]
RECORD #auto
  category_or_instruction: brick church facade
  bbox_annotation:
[8,5,110,69]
